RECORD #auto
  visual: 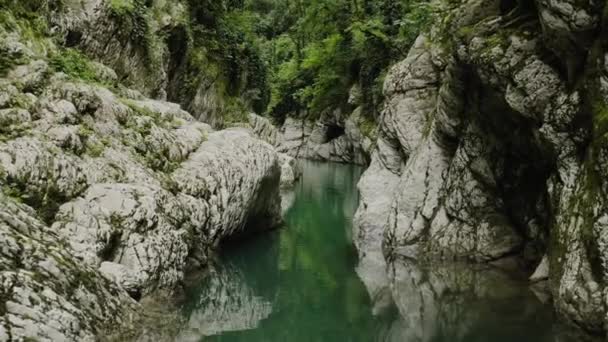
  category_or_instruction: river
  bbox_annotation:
[176,161,594,342]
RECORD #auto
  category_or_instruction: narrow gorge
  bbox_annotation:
[2,0,608,341]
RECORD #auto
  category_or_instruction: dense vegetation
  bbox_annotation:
[197,0,434,124]
[0,0,434,126]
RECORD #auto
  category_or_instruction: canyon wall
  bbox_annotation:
[355,0,608,336]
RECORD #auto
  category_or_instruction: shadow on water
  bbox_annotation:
[176,161,599,342]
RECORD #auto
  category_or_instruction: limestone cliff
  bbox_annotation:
[277,85,376,166]
[355,0,608,336]
[0,1,283,340]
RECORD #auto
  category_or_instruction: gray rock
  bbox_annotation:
[8,60,49,92]
[0,18,283,340]
[0,192,138,341]
[353,1,608,334]
[277,111,372,165]
[248,113,280,147]
[530,255,550,283]
[279,153,298,189]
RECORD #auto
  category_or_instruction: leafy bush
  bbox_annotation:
[49,49,105,84]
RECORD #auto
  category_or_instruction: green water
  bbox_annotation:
[180,161,592,342]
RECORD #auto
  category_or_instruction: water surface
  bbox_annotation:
[178,161,592,342]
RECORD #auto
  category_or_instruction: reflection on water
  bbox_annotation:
[387,260,566,342]
[177,262,273,339]
[179,161,593,342]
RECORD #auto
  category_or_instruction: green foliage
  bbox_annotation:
[0,0,54,62]
[107,0,148,41]
[109,0,137,16]
[236,0,437,123]
[49,49,107,84]
[222,97,251,125]
[0,48,24,77]
[296,34,352,117]
[358,114,377,139]
[1,0,434,127]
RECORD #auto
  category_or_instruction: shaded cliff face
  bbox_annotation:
[355,0,608,335]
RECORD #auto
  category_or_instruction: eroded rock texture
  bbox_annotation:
[0,4,283,340]
[355,0,608,335]
[248,113,300,189]
[0,193,138,341]
[277,86,375,165]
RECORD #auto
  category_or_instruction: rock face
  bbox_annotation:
[43,0,261,128]
[0,193,138,341]
[248,113,300,189]
[354,0,608,335]
[277,88,375,166]
[0,4,283,340]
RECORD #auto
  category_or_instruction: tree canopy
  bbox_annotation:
[196,0,434,123]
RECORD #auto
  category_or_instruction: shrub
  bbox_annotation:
[49,49,105,84]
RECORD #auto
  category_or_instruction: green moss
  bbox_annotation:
[456,25,475,40]
[107,0,150,53]
[2,179,68,225]
[77,123,106,157]
[109,0,136,16]
[0,47,27,77]
[592,100,608,142]
[0,0,54,56]
[222,97,250,126]
[86,142,105,158]
[0,122,32,143]
[358,115,377,140]
[2,184,25,203]
[49,49,109,85]
[122,99,163,124]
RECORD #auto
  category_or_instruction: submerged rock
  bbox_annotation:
[384,259,591,342]
[279,153,298,189]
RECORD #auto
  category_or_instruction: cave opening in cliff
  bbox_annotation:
[325,124,345,143]
[500,0,538,16]
[473,76,554,264]
[167,26,188,77]
[64,30,82,47]
[500,0,518,14]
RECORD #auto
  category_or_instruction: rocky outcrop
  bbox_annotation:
[0,192,138,341]
[41,0,261,128]
[0,5,283,340]
[247,113,300,189]
[277,86,375,165]
[355,0,608,335]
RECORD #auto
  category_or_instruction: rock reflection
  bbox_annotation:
[380,259,587,342]
[178,227,280,340]
[177,263,273,339]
